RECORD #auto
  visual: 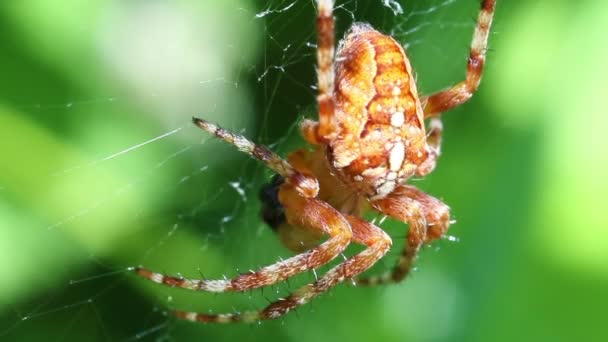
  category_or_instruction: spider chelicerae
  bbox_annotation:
[135,0,496,323]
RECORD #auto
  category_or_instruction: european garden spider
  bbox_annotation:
[135,0,496,323]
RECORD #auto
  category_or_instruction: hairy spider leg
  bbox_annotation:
[135,119,355,293]
[173,214,391,323]
[192,117,318,198]
[422,0,496,117]
[416,117,443,176]
[356,185,450,286]
[301,0,337,144]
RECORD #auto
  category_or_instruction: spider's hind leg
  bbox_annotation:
[421,0,495,117]
[135,184,352,296]
[303,0,339,144]
[356,184,451,286]
[416,117,443,176]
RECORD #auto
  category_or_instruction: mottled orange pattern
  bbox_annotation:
[328,25,427,198]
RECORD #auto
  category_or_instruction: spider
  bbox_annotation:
[135,0,496,323]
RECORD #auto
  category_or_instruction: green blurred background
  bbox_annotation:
[1,0,607,341]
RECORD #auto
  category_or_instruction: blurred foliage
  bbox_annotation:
[1,0,607,341]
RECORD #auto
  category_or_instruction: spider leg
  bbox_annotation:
[173,214,391,323]
[136,183,352,294]
[356,184,451,286]
[416,117,443,176]
[301,0,337,144]
[421,0,496,117]
[192,117,318,198]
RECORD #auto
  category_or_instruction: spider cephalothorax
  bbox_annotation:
[135,0,496,323]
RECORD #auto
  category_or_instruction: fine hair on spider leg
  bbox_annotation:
[191,117,319,198]
[132,0,497,323]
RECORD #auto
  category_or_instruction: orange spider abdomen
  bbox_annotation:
[329,24,428,198]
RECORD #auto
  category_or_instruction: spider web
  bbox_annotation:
[0,0,477,340]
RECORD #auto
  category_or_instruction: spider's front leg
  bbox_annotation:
[356,185,451,286]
